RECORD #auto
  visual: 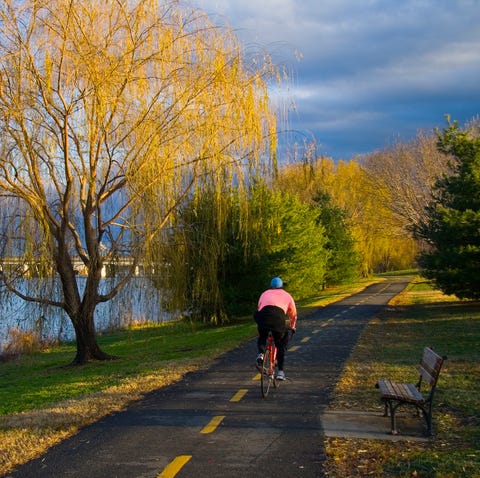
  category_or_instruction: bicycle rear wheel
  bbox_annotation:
[260,347,273,397]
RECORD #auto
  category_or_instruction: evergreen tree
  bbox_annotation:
[218,185,331,316]
[415,119,480,299]
[264,192,330,299]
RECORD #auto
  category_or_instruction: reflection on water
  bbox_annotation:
[0,276,173,349]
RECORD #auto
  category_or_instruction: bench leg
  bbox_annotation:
[419,406,433,437]
[425,417,432,436]
[385,400,399,435]
[390,404,399,435]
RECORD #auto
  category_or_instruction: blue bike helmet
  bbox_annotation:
[270,277,283,289]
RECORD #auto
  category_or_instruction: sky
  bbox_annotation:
[190,0,480,161]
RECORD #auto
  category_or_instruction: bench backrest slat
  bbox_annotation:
[417,347,445,387]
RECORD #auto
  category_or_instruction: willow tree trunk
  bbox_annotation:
[70,307,115,365]
[56,247,114,365]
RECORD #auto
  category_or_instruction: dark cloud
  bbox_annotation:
[191,0,480,160]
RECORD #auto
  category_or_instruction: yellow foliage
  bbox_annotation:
[0,0,279,281]
[276,157,418,275]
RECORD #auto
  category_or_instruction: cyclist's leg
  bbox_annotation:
[272,329,286,370]
[257,326,269,354]
[282,328,291,350]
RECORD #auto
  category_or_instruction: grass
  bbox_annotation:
[324,277,480,478]
[0,320,257,414]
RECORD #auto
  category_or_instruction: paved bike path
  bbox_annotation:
[4,277,411,478]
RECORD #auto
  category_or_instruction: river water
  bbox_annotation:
[0,276,174,350]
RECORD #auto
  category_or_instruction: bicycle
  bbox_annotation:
[257,328,295,398]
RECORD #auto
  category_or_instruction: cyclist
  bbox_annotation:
[253,277,297,380]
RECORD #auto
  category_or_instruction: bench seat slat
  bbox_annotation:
[377,379,424,403]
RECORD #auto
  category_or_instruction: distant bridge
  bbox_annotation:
[0,257,148,278]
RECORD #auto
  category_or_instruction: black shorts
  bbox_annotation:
[253,305,287,334]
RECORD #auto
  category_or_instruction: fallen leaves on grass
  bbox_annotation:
[323,437,433,478]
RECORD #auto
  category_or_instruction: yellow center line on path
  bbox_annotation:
[301,337,310,343]
[230,389,248,402]
[157,455,192,478]
[200,415,225,434]
[289,345,300,352]
[253,372,261,380]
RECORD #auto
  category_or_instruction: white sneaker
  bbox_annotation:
[277,370,285,380]
[256,353,264,366]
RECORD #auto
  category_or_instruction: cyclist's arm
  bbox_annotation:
[287,301,297,331]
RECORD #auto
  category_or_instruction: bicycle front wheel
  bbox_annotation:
[261,347,273,398]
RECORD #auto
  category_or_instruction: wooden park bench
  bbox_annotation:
[376,347,447,436]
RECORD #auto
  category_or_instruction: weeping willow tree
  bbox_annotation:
[154,188,237,324]
[0,0,278,364]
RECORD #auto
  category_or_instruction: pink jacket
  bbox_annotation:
[258,288,297,330]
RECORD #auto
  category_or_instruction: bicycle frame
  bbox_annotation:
[266,333,277,376]
[260,332,278,397]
